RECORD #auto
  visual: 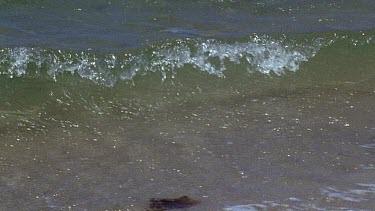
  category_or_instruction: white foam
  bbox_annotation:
[360,143,375,149]
[1,47,36,77]
[321,184,375,203]
[224,200,324,211]
[127,36,323,80]
[0,36,324,86]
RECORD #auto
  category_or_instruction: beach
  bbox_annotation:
[1,1,375,210]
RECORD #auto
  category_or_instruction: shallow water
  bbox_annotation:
[1,0,375,210]
[1,83,375,210]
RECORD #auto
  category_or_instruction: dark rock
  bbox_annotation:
[149,196,200,210]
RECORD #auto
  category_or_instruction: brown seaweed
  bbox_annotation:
[149,196,200,210]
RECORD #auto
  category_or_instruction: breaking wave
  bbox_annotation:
[0,35,325,86]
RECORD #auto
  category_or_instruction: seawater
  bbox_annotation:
[1,1,375,210]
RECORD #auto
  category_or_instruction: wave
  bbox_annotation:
[0,35,328,86]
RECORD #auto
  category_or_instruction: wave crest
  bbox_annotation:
[0,35,324,86]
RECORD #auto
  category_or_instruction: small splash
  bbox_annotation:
[321,184,375,203]
[224,200,322,211]
[360,164,375,170]
[360,143,375,149]
[224,203,268,211]
[224,195,373,211]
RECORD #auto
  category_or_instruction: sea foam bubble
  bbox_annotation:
[0,35,324,86]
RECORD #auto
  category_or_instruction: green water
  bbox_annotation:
[1,30,375,210]
[2,0,375,209]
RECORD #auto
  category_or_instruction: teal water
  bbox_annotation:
[1,1,375,210]
[2,0,375,50]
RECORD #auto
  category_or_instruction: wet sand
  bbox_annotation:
[1,85,375,210]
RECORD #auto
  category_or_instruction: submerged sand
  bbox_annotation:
[1,84,375,210]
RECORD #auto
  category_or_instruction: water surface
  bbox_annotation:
[1,0,375,210]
